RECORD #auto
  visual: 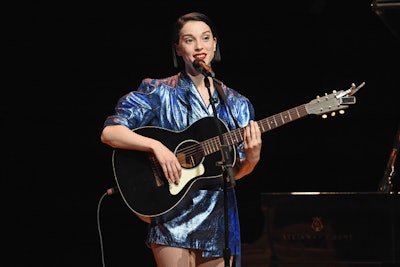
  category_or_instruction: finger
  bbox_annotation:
[161,163,172,180]
[167,164,181,184]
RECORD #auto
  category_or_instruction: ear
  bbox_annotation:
[213,37,217,51]
[175,44,182,56]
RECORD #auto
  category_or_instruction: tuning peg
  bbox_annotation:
[321,110,345,119]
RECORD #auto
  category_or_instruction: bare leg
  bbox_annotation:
[195,249,233,267]
[151,243,233,267]
[151,243,193,267]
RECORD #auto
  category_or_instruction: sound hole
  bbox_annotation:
[176,140,204,169]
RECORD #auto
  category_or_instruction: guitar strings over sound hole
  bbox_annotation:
[176,140,204,169]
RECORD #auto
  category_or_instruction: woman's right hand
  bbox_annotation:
[152,142,182,185]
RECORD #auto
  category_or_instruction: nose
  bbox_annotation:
[194,40,202,51]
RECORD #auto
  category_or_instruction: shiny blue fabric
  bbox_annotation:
[104,71,255,263]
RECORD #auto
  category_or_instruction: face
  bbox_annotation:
[175,20,217,75]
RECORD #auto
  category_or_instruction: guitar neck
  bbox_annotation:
[256,103,308,134]
[201,104,308,156]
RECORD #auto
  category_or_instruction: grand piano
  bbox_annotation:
[241,123,399,266]
[241,192,399,267]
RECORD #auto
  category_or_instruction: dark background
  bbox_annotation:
[5,1,399,266]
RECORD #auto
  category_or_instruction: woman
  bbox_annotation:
[101,12,262,267]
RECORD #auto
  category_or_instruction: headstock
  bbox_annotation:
[305,82,365,118]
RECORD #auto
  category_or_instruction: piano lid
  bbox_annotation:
[371,0,400,41]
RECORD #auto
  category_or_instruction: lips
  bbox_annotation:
[194,54,206,61]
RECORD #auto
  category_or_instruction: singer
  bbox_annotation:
[100,12,262,267]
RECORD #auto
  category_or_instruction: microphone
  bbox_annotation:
[193,59,215,77]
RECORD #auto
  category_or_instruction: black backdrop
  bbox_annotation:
[5,1,399,266]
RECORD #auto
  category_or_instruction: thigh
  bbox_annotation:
[151,243,233,267]
[193,250,233,267]
[151,243,194,267]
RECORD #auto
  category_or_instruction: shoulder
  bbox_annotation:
[220,83,251,106]
[140,73,181,91]
[220,83,255,119]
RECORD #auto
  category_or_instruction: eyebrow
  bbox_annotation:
[181,30,212,38]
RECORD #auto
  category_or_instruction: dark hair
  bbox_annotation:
[171,12,221,68]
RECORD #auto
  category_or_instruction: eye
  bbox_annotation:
[202,35,211,41]
[183,37,194,44]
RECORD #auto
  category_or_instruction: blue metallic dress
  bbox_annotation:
[104,71,255,265]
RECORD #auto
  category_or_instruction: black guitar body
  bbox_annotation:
[112,117,235,218]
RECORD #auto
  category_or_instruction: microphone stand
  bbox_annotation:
[203,75,235,267]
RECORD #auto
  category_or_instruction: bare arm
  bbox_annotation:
[101,125,182,184]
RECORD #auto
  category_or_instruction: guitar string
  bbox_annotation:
[153,105,308,170]
[167,95,331,167]
[180,106,306,161]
